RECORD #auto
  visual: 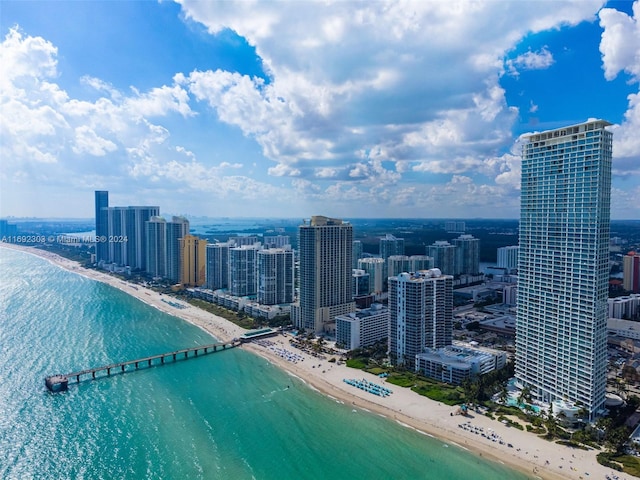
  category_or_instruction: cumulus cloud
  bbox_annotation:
[0,26,286,214]
[506,47,555,76]
[5,0,630,218]
[599,1,640,178]
[176,0,602,192]
[599,2,640,81]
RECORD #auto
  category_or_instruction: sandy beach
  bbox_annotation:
[1,242,631,480]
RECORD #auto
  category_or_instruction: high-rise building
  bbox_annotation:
[352,269,370,298]
[516,120,612,419]
[352,240,363,269]
[94,191,109,263]
[206,242,231,291]
[293,216,355,334]
[104,205,159,270]
[145,216,166,278]
[229,244,260,297]
[166,216,190,283]
[258,248,294,305]
[388,269,453,369]
[387,255,411,279]
[229,236,259,247]
[453,234,480,275]
[263,235,291,249]
[409,255,433,272]
[126,207,159,271]
[427,241,456,276]
[623,252,640,293]
[445,221,466,233]
[497,246,519,273]
[180,234,207,287]
[357,257,385,294]
[380,234,405,261]
[388,256,434,278]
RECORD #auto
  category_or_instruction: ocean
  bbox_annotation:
[0,248,531,479]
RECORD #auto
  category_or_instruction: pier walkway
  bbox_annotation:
[45,340,241,392]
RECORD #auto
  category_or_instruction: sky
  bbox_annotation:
[1,0,639,220]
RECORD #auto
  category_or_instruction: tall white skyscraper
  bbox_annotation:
[293,216,355,334]
[388,269,453,369]
[229,244,260,297]
[258,248,295,305]
[516,120,612,419]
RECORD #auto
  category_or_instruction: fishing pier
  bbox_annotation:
[45,340,240,392]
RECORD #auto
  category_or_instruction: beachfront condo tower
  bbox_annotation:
[388,269,453,369]
[94,190,109,263]
[258,248,295,305]
[180,234,207,287]
[515,120,612,420]
[292,216,355,334]
[206,242,231,291]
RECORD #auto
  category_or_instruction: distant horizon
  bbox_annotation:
[2,216,639,223]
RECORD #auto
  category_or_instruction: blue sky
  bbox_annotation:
[1,0,639,219]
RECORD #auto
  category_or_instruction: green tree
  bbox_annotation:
[498,384,509,405]
[605,425,630,453]
[517,386,532,407]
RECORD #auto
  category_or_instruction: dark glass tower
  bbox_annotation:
[94,191,109,263]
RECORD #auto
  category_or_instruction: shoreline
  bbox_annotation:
[1,243,628,480]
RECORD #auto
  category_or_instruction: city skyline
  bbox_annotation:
[1,1,639,219]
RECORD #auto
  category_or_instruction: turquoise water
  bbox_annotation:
[0,248,532,479]
[506,397,541,413]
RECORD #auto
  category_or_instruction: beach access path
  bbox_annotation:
[1,242,631,480]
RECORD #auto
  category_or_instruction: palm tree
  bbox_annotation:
[498,384,509,405]
[517,386,532,407]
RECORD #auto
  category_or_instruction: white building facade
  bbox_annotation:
[388,269,453,369]
[515,120,612,419]
[335,304,389,350]
[497,246,519,273]
[257,248,295,305]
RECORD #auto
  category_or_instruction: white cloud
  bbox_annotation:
[176,0,602,190]
[506,47,555,77]
[72,126,117,156]
[599,2,640,81]
[5,0,631,218]
[599,1,640,178]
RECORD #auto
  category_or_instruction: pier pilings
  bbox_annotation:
[45,340,240,392]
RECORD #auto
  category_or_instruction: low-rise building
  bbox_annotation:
[335,304,389,350]
[415,343,507,385]
[608,318,640,340]
[608,294,640,320]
